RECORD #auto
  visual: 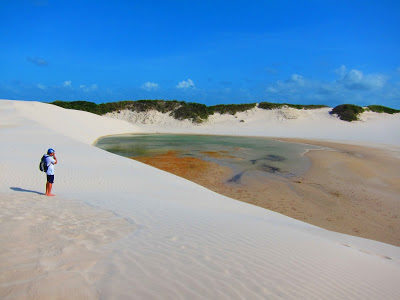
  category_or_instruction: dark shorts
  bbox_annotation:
[46,175,54,183]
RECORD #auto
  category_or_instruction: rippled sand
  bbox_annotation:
[133,141,400,246]
[2,100,400,299]
[0,192,136,299]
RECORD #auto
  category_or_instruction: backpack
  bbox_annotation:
[39,155,48,172]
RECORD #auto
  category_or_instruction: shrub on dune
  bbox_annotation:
[209,103,257,115]
[171,102,209,123]
[53,100,396,123]
[52,100,100,114]
[258,102,327,110]
[367,105,400,114]
[330,104,365,122]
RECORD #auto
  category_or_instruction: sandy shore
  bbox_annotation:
[1,100,400,299]
[281,139,400,245]
[131,139,400,246]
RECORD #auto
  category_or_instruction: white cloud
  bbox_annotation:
[266,73,307,95]
[344,69,363,82]
[335,65,347,78]
[176,78,195,89]
[267,67,386,98]
[141,81,159,91]
[264,65,394,107]
[37,83,46,90]
[287,74,305,85]
[63,80,72,87]
[80,84,98,92]
[336,65,386,90]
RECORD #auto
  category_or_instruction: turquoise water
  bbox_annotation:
[95,134,320,182]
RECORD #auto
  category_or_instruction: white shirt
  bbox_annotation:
[45,155,56,175]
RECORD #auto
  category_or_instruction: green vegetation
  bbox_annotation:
[209,103,257,115]
[258,102,327,110]
[171,102,209,123]
[121,100,182,113]
[52,100,100,114]
[51,100,258,123]
[52,100,398,123]
[329,104,365,122]
[52,100,184,115]
[367,105,400,114]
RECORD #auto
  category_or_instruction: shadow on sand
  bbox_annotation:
[10,187,45,195]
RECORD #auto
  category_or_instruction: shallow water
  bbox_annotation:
[95,134,320,182]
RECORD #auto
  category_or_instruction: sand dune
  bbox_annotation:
[1,100,400,299]
[105,106,400,146]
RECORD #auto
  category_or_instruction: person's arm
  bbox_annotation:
[52,155,58,165]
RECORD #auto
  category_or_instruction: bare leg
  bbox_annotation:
[46,182,55,196]
[45,182,49,195]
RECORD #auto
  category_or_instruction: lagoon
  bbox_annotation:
[95,134,320,183]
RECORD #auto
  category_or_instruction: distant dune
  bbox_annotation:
[104,106,400,146]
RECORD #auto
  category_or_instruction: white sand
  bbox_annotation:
[1,99,400,299]
[106,106,400,147]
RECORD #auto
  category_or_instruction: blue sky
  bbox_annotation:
[1,0,399,107]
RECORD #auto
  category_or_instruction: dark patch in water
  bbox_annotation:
[227,171,245,183]
[250,154,285,165]
[259,164,280,173]
[265,154,285,162]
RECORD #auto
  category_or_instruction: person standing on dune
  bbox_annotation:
[45,148,57,196]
